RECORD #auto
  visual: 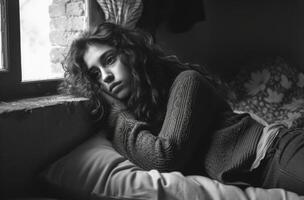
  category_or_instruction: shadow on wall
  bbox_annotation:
[156,0,301,79]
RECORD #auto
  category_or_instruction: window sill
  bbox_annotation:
[0,95,89,114]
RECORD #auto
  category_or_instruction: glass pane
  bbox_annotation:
[20,0,63,81]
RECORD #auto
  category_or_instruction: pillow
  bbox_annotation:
[41,130,304,200]
[41,131,207,200]
[227,57,304,128]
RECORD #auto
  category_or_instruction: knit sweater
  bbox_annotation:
[110,70,264,184]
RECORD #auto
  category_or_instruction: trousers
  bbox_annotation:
[256,127,304,195]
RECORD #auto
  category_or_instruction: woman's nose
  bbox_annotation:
[102,70,114,84]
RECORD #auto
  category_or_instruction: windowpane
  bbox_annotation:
[20,0,63,81]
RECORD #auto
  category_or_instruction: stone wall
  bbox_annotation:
[49,0,86,74]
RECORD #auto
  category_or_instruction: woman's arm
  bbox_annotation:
[109,70,226,172]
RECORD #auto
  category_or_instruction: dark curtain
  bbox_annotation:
[137,0,206,35]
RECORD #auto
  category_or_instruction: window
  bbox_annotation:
[0,0,89,100]
[20,0,62,81]
[0,0,7,71]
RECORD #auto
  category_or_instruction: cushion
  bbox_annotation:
[227,57,304,128]
[41,130,303,200]
[41,131,205,200]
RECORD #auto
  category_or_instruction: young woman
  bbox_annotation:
[61,22,304,195]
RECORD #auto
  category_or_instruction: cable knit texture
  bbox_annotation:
[111,70,264,184]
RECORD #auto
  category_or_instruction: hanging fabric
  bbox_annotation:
[96,0,143,29]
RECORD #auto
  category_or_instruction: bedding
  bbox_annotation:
[227,57,304,128]
[41,130,304,200]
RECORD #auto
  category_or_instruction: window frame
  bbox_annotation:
[0,0,63,101]
[0,0,7,71]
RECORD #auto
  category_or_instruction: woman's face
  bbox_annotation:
[84,44,132,101]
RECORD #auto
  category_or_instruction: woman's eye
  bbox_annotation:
[88,66,101,80]
[104,54,116,66]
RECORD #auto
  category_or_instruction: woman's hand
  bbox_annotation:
[101,91,127,127]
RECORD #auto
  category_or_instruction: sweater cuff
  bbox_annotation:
[107,108,135,127]
[111,110,138,157]
[118,110,136,121]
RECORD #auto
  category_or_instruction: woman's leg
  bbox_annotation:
[260,128,304,195]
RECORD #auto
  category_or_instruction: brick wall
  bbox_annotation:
[49,0,86,74]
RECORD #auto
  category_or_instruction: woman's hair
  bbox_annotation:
[60,22,226,123]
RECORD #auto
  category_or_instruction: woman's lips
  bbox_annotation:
[110,81,122,94]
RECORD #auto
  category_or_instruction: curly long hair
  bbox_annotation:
[60,22,226,123]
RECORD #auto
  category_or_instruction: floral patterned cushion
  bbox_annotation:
[227,57,304,128]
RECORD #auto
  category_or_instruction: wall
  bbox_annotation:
[297,0,304,68]
[156,0,301,79]
[0,1,89,197]
[49,0,86,73]
[46,0,303,78]
[0,97,94,198]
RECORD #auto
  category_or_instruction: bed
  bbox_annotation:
[42,132,303,200]
[40,57,304,200]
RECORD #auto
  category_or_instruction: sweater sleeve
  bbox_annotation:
[111,70,225,172]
